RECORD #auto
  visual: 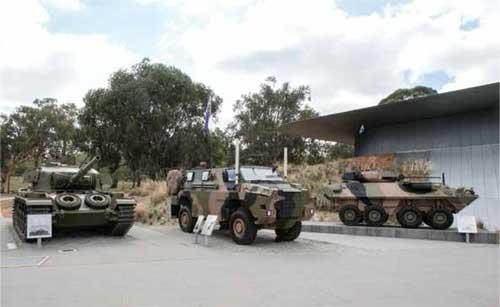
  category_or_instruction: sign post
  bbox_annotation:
[193,216,205,244]
[457,215,478,243]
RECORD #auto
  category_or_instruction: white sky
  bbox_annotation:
[0,0,498,127]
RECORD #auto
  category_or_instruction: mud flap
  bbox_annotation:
[170,198,179,217]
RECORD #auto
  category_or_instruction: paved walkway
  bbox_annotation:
[1,218,499,307]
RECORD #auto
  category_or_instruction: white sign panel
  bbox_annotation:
[193,216,205,233]
[27,214,52,239]
[457,216,478,234]
[201,215,218,236]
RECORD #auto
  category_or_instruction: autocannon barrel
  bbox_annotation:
[70,155,101,183]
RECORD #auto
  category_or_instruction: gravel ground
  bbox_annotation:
[1,218,499,307]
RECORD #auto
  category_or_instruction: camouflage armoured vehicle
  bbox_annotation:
[13,156,136,241]
[167,166,315,245]
[320,170,477,230]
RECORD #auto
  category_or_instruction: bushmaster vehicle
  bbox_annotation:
[13,156,136,241]
[167,166,315,244]
[320,170,477,229]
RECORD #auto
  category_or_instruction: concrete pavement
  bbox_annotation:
[1,218,499,307]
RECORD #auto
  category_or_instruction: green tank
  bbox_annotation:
[13,156,136,241]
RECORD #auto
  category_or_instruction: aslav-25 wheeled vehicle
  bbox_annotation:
[13,156,136,241]
[167,165,315,245]
[320,170,477,230]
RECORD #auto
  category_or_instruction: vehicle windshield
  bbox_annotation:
[240,167,284,182]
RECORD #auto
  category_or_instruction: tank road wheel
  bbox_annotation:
[364,206,388,227]
[339,205,362,226]
[397,207,422,228]
[178,206,197,233]
[85,194,110,209]
[229,209,257,245]
[275,221,302,242]
[55,193,81,211]
[427,208,454,230]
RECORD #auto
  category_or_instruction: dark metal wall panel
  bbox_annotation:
[356,107,499,155]
[355,107,499,230]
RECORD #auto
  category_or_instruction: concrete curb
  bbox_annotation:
[302,221,499,244]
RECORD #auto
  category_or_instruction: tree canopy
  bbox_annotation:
[79,58,223,185]
[1,99,78,192]
[379,86,437,105]
[228,77,319,165]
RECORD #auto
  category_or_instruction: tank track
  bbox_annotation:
[12,199,52,242]
[108,203,135,236]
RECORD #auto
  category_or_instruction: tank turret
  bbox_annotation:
[69,155,101,184]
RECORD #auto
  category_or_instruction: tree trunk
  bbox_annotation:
[111,175,118,189]
[6,170,11,193]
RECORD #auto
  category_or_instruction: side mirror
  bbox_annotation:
[222,170,228,182]
[100,174,113,186]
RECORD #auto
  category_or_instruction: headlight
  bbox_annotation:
[266,210,273,216]
[309,208,315,215]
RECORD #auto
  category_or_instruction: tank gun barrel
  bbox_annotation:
[70,155,101,184]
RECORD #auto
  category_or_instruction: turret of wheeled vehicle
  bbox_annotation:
[13,156,136,241]
[320,170,477,229]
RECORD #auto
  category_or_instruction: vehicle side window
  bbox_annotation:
[225,169,236,182]
[202,171,209,181]
[186,172,194,182]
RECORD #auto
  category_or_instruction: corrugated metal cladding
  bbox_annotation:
[355,106,500,230]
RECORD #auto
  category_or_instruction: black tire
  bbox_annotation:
[339,204,362,226]
[397,207,422,228]
[85,194,110,209]
[275,221,302,242]
[229,209,257,245]
[55,193,81,211]
[422,212,430,226]
[364,206,388,227]
[427,208,454,230]
[178,206,197,233]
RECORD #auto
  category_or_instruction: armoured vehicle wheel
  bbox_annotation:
[364,206,387,227]
[397,207,422,228]
[55,193,81,211]
[275,221,302,242]
[178,207,196,233]
[427,208,453,230]
[229,209,257,245]
[85,194,110,209]
[339,205,362,226]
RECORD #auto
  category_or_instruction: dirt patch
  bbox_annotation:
[1,197,13,218]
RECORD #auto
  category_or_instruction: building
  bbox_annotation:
[286,82,500,230]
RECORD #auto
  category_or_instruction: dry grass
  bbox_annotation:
[399,159,431,177]
[117,180,174,225]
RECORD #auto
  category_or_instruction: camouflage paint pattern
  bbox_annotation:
[320,169,478,228]
[169,167,314,230]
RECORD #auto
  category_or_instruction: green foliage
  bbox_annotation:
[79,58,223,184]
[326,143,354,160]
[228,77,318,165]
[1,99,78,192]
[379,86,437,105]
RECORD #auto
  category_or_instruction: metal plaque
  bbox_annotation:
[201,215,218,236]
[193,215,205,233]
[27,214,52,239]
[458,215,478,233]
